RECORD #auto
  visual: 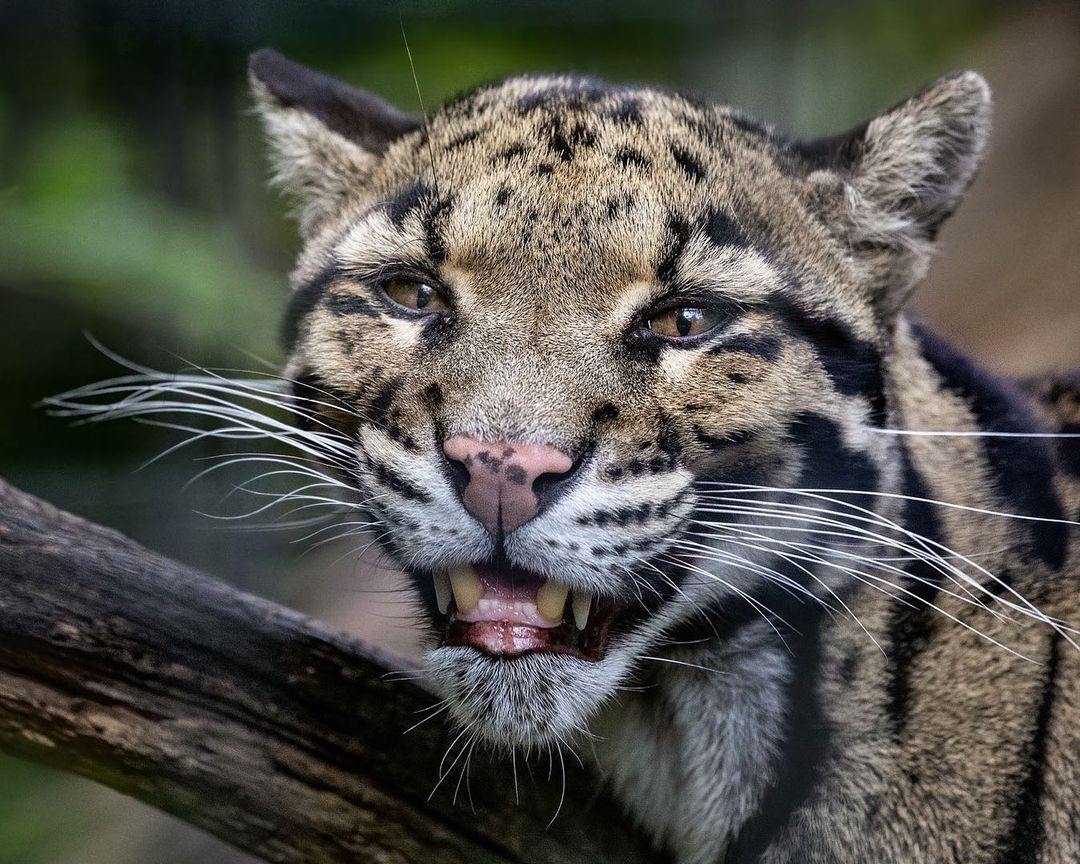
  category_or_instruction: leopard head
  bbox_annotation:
[250,49,991,750]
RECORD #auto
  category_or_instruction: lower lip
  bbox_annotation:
[445,619,588,658]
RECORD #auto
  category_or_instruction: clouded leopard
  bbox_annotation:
[74,47,1080,864]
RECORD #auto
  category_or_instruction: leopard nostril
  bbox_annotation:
[531,455,586,512]
[444,453,471,499]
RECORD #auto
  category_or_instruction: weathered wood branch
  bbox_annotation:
[0,478,657,864]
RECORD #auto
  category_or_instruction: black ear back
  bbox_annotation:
[249,48,419,155]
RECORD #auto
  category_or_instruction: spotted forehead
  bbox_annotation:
[376,75,787,208]
[361,78,797,284]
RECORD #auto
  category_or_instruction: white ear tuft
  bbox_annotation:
[248,49,419,237]
[800,71,992,313]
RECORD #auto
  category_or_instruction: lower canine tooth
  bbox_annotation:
[572,592,592,631]
[536,580,570,622]
[433,570,452,614]
[448,565,482,614]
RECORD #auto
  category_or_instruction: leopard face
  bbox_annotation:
[250,50,990,749]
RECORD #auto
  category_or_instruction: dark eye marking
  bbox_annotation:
[708,332,782,362]
[323,292,377,318]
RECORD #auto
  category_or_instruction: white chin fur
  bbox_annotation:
[426,646,617,751]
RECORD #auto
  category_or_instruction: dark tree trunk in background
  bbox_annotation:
[0,477,657,864]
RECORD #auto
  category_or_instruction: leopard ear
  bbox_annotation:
[800,71,992,314]
[249,48,419,237]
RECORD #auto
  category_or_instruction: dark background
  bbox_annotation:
[1,1,1077,861]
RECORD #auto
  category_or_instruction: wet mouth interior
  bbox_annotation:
[432,563,616,661]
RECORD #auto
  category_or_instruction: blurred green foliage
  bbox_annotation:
[0,0,1001,861]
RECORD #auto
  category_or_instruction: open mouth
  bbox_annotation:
[431,563,617,661]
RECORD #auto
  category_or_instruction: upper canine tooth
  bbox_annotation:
[448,564,482,614]
[433,570,452,614]
[536,580,570,622]
[572,592,592,631]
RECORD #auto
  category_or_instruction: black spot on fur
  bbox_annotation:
[914,323,1068,569]
[609,98,642,124]
[387,181,432,229]
[772,293,887,428]
[885,446,945,736]
[591,402,620,424]
[569,122,596,149]
[670,144,705,181]
[694,426,754,449]
[614,147,651,171]
[656,215,691,284]
[367,376,402,429]
[422,194,455,265]
[282,263,342,351]
[729,112,767,138]
[535,163,554,176]
[657,419,683,458]
[423,382,443,409]
[547,118,574,162]
[497,143,528,163]
[369,458,432,503]
[517,89,549,114]
[446,129,481,150]
[791,411,879,500]
[494,185,512,206]
[703,208,748,249]
[994,633,1062,863]
[727,371,749,384]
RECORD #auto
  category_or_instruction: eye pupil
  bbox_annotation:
[416,284,432,309]
[676,308,703,337]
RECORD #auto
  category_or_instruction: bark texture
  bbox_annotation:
[0,477,656,864]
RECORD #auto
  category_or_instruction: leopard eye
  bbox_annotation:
[382,278,450,315]
[645,306,722,339]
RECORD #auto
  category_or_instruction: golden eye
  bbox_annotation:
[645,306,721,339]
[382,278,450,315]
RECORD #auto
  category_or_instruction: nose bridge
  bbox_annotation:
[446,337,597,445]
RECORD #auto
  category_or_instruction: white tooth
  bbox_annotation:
[536,580,570,622]
[572,592,592,631]
[433,570,452,614]
[449,564,483,614]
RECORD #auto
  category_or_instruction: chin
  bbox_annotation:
[424,645,625,751]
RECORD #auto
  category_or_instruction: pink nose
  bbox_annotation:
[442,437,574,535]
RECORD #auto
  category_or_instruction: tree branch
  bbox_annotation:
[0,477,657,864]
